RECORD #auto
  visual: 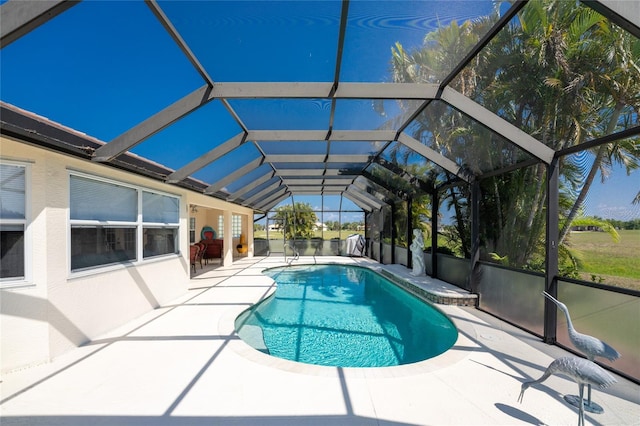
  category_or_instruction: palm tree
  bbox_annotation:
[391,192,433,249]
[513,1,640,245]
[388,0,640,272]
[557,22,640,243]
[272,203,317,241]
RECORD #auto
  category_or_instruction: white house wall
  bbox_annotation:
[0,136,254,373]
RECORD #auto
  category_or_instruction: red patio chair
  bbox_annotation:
[190,245,199,273]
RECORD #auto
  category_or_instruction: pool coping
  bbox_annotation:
[374,264,479,307]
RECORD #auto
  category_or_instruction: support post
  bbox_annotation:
[544,158,559,343]
[431,191,439,278]
[407,197,413,270]
[379,208,384,263]
[470,180,480,293]
[223,210,233,267]
[390,203,396,265]
[364,213,368,258]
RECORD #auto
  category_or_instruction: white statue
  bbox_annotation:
[410,228,425,276]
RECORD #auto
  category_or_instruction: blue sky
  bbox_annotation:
[582,164,639,221]
[1,1,637,222]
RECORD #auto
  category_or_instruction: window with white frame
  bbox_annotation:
[0,162,28,283]
[189,217,196,243]
[142,191,179,259]
[232,214,242,238]
[69,173,179,271]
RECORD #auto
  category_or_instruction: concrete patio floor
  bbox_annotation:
[1,256,638,425]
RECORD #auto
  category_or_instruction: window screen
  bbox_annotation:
[0,163,26,281]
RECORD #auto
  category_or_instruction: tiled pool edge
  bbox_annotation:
[376,266,478,307]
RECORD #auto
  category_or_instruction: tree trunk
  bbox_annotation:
[558,102,624,244]
[449,186,470,257]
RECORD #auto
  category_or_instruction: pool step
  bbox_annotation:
[237,324,270,354]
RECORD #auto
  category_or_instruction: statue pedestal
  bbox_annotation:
[563,395,604,414]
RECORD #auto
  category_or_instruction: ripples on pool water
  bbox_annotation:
[235,264,458,368]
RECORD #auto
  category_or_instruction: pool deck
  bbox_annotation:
[1,256,638,425]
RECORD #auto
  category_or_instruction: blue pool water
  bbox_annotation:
[235,264,458,368]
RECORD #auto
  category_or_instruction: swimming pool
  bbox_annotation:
[235,264,458,368]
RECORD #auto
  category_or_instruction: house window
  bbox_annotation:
[142,191,179,259]
[69,173,179,271]
[70,226,137,269]
[143,227,177,258]
[189,217,196,243]
[232,215,242,238]
[218,215,224,236]
[0,162,28,283]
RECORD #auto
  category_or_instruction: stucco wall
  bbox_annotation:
[1,136,254,372]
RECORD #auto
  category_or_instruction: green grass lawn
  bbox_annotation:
[570,229,640,290]
[254,230,361,240]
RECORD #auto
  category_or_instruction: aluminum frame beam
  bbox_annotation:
[273,169,326,177]
[440,86,555,164]
[247,130,396,142]
[211,82,440,100]
[242,180,283,206]
[264,154,371,163]
[93,85,215,162]
[342,192,373,212]
[323,170,358,177]
[360,169,409,201]
[0,0,79,48]
[257,191,290,212]
[439,0,528,89]
[375,157,434,194]
[353,176,396,204]
[166,133,246,183]
[204,157,264,194]
[344,191,379,211]
[335,83,440,99]
[583,0,640,38]
[227,169,275,201]
[238,175,282,201]
[305,184,341,190]
[396,132,472,182]
[280,176,356,185]
[7,0,635,218]
[254,187,289,211]
[249,186,286,210]
[278,174,360,182]
[287,185,348,192]
[345,186,386,210]
[348,184,388,208]
[281,178,327,185]
[145,0,214,86]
